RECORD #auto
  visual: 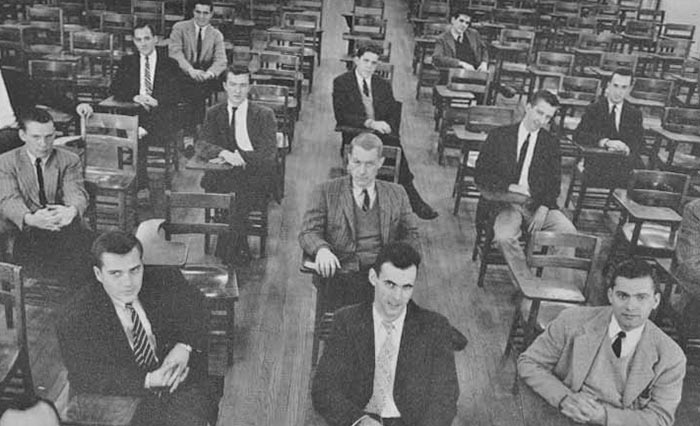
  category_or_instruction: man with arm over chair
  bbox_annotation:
[56,231,220,426]
[333,45,438,220]
[432,9,489,73]
[312,242,460,426]
[518,259,686,426]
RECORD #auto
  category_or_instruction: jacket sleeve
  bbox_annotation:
[239,106,277,170]
[419,316,459,426]
[432,35,461,69]
[0,159,31,230]
[298,183,331,257]
[159,267,209,353]
[539,134,562,210]
[196,106,225,159]
[206,30,228,78]
[573,102,604,147]
[474,129,509,192]
[475,31,489,64]
[168,23,195,74]
[396,186,420,252]
[333,76,367,129]
[60,152,89,218]
[110,56,134,102]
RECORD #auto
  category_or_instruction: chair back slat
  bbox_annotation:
[662,107,700,135]
[465,106,517,132]
[627,170,689,210]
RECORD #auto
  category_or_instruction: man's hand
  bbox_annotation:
[45,205,77,228]
[160,344,191,393]
[477,61,489,72]
[24,209,61,231]
[219,150,246,167]
[605,139,630,155]
[315,247,341,278]
[528,205,549,233]
[133,94,159,110]
[572,394,606,425]
[460,61,476,71]
[367,120,392,134]
[188,68,207,82]
[356,417,382,426]
[508,183,530,196]
[559,394,591,423]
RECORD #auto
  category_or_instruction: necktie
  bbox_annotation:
[229,106,239,151]
[362,189,370,212]
[35,158,47,207]
[516,133,531,178]
[612,330,626,358]
[366,321,397,415]
[362,79,370,97]
[458,35,463,44]
[144,55,153,95]
[125,302,158,370]
[610,104,618,134]
[195,27,203,67]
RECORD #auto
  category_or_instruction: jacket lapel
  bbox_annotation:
[351,303,375,375]
[341,178,356,241]
[570,308,610,390]
[376,182,391,244]
[94,286,136,361]
[43,151,59,204]
[395,302,420,393]
[16,150,41,207]
[622,322,657,406]
[216,104,232,148]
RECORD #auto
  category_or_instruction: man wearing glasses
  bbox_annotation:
[432,9,489,73]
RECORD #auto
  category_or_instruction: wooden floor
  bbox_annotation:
[21,0,700,424]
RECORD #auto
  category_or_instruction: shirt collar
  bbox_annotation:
[352,181,375,197]
[518,121,539,143]
[355,69,372,87]
[372,303,407,334]
[607,99,623,112]
[227,98,248,112]
[141,49,157,62]
[608,313,645,355]
[26,148,52,165]
[451,28,464,41]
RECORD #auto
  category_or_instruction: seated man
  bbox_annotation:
[0,67,37,154]
[474,90,576,255]
[670,198,700,332]
[432,9,489,74]
[574,68,645,187]
[196,65,277,264]
[312,242,459,426]
[109,22,180,190]
[56,231,219,426]
[0,396,60,426]
[518,259,686,426]
[333,45,438,220]
[299,133,419,310]
[0,107,93,282]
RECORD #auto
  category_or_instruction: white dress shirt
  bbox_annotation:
[352,182,376,210]
[355,70,372,98]
[26,149,52,183]
[516,122,540,196]
[0,71,17,129]
[370,305,406,418]
[607,100,623,133]
[227,99,253,152]
[608,314,644,358]
[139,50,157,96]
[110,297,158,355]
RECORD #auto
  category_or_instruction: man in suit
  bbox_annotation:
[518,258,686,426]
[169,0,227,157]
[0,107,93,282]
[574,68,645,187]
[475,90,576,256]
[56,231,219,426]
[299,133,419,309]
[333,45,438,220]
[312,242,459,426]
[432,9,489,73]
[0,67,38,154]
[109,22,180,190]
[196,65,277,264]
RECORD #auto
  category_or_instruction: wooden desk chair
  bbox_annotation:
[99,12,134,53]
[627,77,674,126]
[492,8,536,30]
[23,6,64,59]
[412,1,449,34]
[527,51,573,98]
[466,0,496,22]
[353,0,385,19]
[636,8,664,36]
[665,59,699,108]
[347,14,387,39]
[70,30,114,102]
[279,11,322,65]
[300,258,336,367]
[660,22,695,41]
[651,107,700,177]
[80,112,139,231]
[612,169,689,258]
[651,37,692,80]
[27,59,79,135]
[571,32,615,75]
[250,0,280,29]
[433,68,491,132]
[0,25,27,69]
[257,51,303,120]
[56,0,86,26]
[267,29,315,93]
[620,19,656,55]
[552,16,598,52]
[583,52,638,88]
[554,75,601,135]
[492,28,536,103]
[411,20,443,73]
[452,106,517,214]
[594,4,621,32]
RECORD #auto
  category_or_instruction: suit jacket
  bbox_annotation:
[312,301,459,426]
[474,123,562,210]
[0,147,87,230]
[56,266,209,396]
[298,176,419,268]
[518,306,686,426]
[110,46,180,107]
[432,28,489,69]
[1,67,37,121]
[332,71,401,144]
[168,20,227,78]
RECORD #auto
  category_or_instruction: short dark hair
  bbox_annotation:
[608,258,660,294]
[355,44,382,58]
[225,65,250,79]
[529,90,560,108]
[450,9,472,20]
[133,21,157,37]
[192,0,213,8]
[91,231,143,268]
[372,242,421,274]
[610,67,634,83]
[18,107,53,131]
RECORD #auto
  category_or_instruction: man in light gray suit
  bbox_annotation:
[168,0,227,156]
[299,133,419,309]
[518,258,686,426]
[0,107,93,282]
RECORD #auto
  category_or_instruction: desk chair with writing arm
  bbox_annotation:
[335,99,401,156]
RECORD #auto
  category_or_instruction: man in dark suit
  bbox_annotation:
[312,242,459,426]
[574,68,645,187]
[475,90,576,254]
[333,45,438,220]
[196,65,277,263]
[169,0,227,157]
[56,231,219,426]
[0,67,38,154]
[0,107,93,282]
[432,9,489,73]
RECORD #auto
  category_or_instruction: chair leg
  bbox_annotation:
[226,299,235,366]
[573,184,587,225]
[477,257,488,288]
[503,304,521,359]
[564,165,577,208]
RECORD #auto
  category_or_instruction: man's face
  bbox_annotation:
[94,246,144,305]
[223,72,250,107]
[347,145,383,189]
[607,73,632,105]
[522,99,558,133]
[608,275,660,331]
[353,51,379,80]
[193,4,213,27]
[451,14,471,34]
[133,26,157,56]
[20,120,55,158]
[370,262,416,322]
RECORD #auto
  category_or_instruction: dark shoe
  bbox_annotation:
[183,144,195,159]
[414,202,439,220]
[403,180,438,220]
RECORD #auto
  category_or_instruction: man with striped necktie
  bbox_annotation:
[56,231,219,426]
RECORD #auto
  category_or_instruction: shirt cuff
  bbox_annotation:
[351,414,370,426]
[176,342,192,353]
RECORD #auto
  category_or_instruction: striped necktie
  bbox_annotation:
[144,55,153,95]
[125,302,158,369]
[365,321,397,415]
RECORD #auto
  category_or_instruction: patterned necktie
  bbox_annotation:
[516,133,530,178]
[125,302,158,369]
[35,158,48,207]
[612,330,626,358]
[362,79,370,97]
[195,27,203,66]
[366,321,397,415]
[362,189,370,212]
[144,55,153,95]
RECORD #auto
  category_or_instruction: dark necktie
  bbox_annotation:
[144,55,153,95]
[612,330,626,358]
[229,106,239,151]
[125,302,158,369]
[362,79,370,97]
[35,158,48,207]
[362,189,370,212]
[610,104,617,134]
[516,133,531,178]
[457,35,463,44]
[195,27,203,66]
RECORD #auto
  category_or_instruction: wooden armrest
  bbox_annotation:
[613,189,682,223]
[62,394,141,426]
